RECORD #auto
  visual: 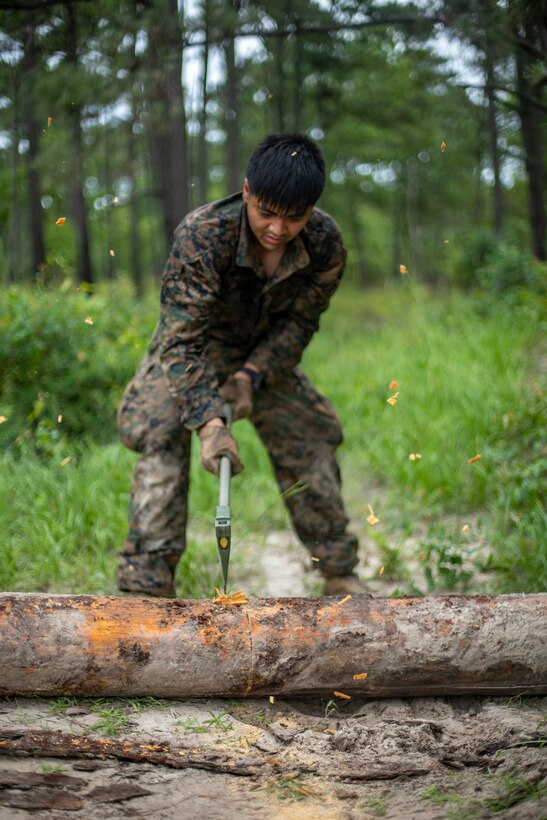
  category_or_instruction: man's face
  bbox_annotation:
[243,179,313,252]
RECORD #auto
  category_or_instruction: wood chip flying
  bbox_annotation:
[333,691,351,700]
[335,595,352,607]
[212,590,248,606]
[367,504,380,527]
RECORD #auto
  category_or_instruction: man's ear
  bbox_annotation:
[242,179,250,201]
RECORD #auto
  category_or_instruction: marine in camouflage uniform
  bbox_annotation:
[117,135,363,597]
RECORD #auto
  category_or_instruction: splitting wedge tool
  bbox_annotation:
[215,402,233,593]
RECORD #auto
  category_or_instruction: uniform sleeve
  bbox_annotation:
[246,231,347,383]
[156,227,226,430]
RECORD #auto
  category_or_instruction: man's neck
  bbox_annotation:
[260,247,285,277]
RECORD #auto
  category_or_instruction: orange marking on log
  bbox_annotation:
[80,601,180,650]
[196,624,223,646]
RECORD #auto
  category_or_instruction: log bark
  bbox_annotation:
[0,593,545,699]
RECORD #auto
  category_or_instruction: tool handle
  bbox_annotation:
[218,402,233,506]
[223,401,233,428]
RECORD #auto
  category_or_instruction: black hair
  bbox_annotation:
[245,133,325,214]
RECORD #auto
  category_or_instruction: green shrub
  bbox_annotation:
[0,281,154,449]
[453,230,546,294]
[452,230,498,288]
[477,243,544,294]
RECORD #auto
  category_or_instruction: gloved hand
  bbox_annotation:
[219,375,253,420]
[198,424,243,476]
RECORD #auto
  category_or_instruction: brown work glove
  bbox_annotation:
[219,375,253,420]
[198,425,243,476]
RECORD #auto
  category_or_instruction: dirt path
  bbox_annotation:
[0,693,545,819]
[1,533,545,819]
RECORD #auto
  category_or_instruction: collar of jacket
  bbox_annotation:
[235,198,311,288]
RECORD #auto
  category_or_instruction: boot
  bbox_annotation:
[323,573,372,597]
[117,551,179,597]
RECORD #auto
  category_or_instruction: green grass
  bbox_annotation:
[480,773,547,813]
[309,285,541,510]
[0,282,544,595]
[420,784,465,805]
[363,797,389,816]
[261,775,318,802]
[421,773,547,816]
[85,703,133,737]
[37,763,67,774]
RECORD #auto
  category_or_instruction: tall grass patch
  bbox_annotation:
[303,285,545,590]
[0,442,131,592]
[306,287,538,508]
[0,281,544,594]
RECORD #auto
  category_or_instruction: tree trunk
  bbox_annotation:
[405,161,423,275]
[7,68,21,285]
[391,184,405,280]
[145,0,189,244]
[484,47,503,236]
[515,26,545,260]
[224,33,240,193]
[103,133,115,281]
[22,14,46,278]
[197,0,210,206]
[473,121,485,230]
[347,189,366,286]
[128,121,143,297]
[293,21,303,132]
[66,1,93,286]
[128,26,143,295]
[0,593,545,699]
[274,33,285,132]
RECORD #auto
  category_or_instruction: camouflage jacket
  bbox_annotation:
[148,192,347,429]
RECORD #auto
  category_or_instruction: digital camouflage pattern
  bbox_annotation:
[152,191,346,429]
[117,192,358,595]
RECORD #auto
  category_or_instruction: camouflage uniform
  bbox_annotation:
[117,192,359,595]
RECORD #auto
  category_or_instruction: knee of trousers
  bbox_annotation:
[117,402,185,454]
[117,360,182,453]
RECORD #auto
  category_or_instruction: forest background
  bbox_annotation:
[0,0,545,597]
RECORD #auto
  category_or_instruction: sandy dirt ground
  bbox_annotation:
[1,531,545,819]
[1,693,545,819]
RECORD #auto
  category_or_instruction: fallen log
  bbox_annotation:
[0,593,545,698]
[0,728,444,782]
[0,729,262,777]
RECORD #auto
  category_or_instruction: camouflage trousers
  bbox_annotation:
[117,355,359,595]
